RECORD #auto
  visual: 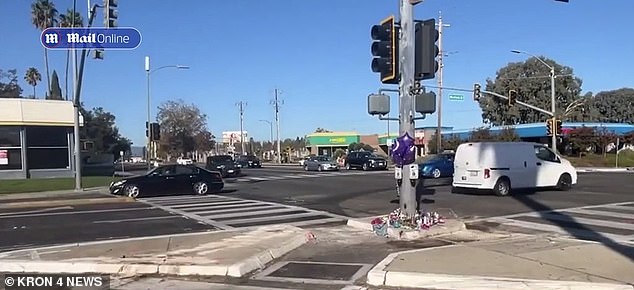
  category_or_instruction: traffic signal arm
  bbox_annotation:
[479,89,555,117]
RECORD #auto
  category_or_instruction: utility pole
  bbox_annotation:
[398,0,417,217]
[271,89,283,163]
[237,101,247,155]
[435,12,450,154]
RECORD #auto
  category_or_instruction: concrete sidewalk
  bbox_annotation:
[367,234,634,289]
[0,224,311,278]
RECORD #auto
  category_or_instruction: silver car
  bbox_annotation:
[304,156,339,171]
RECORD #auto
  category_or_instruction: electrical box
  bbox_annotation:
[409,164,419,179]
[394,167,402,179]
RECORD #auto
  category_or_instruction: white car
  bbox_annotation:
[452,142,577,196]
[176,157,194,165]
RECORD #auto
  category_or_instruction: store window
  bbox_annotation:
[0,127,21,147]
[0,148,22,170]
[25,126,70,169]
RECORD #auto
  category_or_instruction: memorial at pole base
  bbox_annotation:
[370,132,447,237]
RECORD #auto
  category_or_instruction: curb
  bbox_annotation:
[0,187,108,200]
[0,227,310,278]
[0,196,134,209]
[366,248,634,290]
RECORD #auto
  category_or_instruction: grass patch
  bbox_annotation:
[0,176,119,194]
[566,150,634,167]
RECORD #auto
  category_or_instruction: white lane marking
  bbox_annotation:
[488,217,632,242]
[0,206,72,217]
[0,206,152,219]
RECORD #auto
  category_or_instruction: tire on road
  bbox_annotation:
[124,184,141,198]
[432,168,441,179]
[556,173,573,191]
[194,181,209,195]
[493,177,511,197]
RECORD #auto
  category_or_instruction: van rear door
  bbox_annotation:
[453,143,485,186]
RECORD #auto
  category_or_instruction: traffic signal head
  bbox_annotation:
[546,119,553,136]
[473,83,481,101]
[150,122,161,141]
[371,15,399,84]
[555,119,562,135]
[508,90,517,106]
[104,0,118,28]
[414,19,439,80]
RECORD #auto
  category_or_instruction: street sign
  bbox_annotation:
[448,94,464,101]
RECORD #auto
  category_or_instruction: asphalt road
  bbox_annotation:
[0,200,215,252]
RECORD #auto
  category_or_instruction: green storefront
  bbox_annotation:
[305,132,360,157]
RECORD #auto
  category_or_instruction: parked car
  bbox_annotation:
[109,164,223,198]
[236,155,262,168]
[344,151,388,170]
[419,153,455,178]
[206,155,242,177]
[304,155,339,171]
[452,142,577,196]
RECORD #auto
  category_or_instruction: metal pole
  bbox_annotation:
[616,137,620,168]
[550,68,557,153]
[274,89,282,164]
[398,0,417,217]
[238,101,246,155]
[436,12,444,154]
[145,56,151,171]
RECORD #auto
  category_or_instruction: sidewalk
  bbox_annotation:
[0,224,311,278]
[367,234,634,289]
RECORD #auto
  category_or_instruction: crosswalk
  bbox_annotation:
[137,195,348,230]
[226,170,390,183]
[474,201,634,245]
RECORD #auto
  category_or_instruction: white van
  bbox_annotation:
[452,142,577,196]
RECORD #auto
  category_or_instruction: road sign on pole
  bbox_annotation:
[448,94,464,101]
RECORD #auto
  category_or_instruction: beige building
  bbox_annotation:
[0,98,83,180]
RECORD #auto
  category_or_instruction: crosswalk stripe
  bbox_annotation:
[566,208,634,219]
[201,207,302,219]
[489,217,630,242]
[170,200,253,209]
[224,212,324,225]
[538,213,634,231]
[192,204,282,215]
[286,217,345,227]
[148,196,238,205]
[140,195,225,202]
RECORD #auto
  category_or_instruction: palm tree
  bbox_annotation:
[31,0,58,97]
[24,67,42,98]
[59,9,84,101]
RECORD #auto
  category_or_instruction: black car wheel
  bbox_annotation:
[362,163,369,171]
[345,163,351,170]
[124,184,140,198]
[194,182,208,195]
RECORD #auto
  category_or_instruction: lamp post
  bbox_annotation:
[145,56,189,170]
[511,50,557,153]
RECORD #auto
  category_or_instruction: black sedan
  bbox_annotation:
[109,164,224,198]
[235,155,262,168]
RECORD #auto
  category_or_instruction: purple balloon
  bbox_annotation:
[390,132,416,166]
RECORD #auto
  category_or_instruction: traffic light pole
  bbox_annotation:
[397,0,417,217]
[550,68,557,152]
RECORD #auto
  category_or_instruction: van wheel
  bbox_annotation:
[493,178,511,196]
[556,173,572,191]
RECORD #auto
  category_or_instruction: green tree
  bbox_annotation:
[565,92,600,122]
[591,88,634,124]
[24,67,42,98]
[59,9,84,100]
[348,142,374,152]
[0,69,22,98]
[156,99,212,157]
[47,70,63,100]
[469,128,496,142]
[595,127,618,157]
[567,127,596,157]
[31,0,58,96]
[479,57,582,126]
[426,133,463,154]
[496,127,521,141]
[79,106,131,159]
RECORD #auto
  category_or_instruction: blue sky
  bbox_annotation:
[1,0,633,146]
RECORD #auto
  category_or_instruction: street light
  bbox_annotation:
[511,49,557,153]
[259,120,273,143]
[145,56,189,170]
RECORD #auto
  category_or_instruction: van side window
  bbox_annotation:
[534,146,558,162]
